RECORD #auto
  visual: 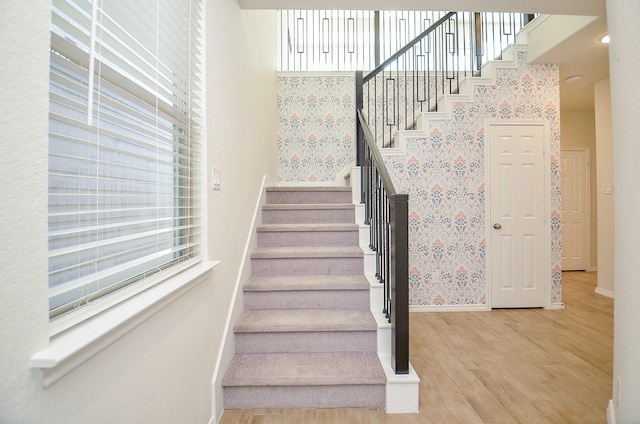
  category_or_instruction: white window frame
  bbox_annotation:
[30,0,213,387]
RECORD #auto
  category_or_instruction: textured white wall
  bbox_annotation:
[205,2,279,419]
[607,0,640,421]
[0,1,278,423]
[0,1,54,421]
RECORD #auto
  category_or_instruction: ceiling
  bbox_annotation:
[240,0,610,110]
[240,0,605,16]
[532,16,610,110]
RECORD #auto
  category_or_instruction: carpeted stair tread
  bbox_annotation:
[251,246,363,259]
[234,309,377,333]
[223,185,385,410]
[266,186,352,193]
[244,275,369,292]
[257,223,358,232]
[260,203,356,225]
[266,187,353,204]
[222,352,385,387]
[261,203,355,211]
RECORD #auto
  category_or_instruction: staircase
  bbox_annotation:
[222,186,386,410]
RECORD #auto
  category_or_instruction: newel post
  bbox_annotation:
[390,193,409,374]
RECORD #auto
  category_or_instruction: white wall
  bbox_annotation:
[560,109,598,270]
[0,1,278,423]
[594,80,614,295]
[607,0,640,421]
[0,2,51,421]
[205,1,278,420]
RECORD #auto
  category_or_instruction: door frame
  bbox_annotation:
[485,121,552,309]
[560,147,591,272]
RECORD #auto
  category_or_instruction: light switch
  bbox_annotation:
[212,167,221,190]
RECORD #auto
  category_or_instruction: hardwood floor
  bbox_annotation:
[220,272,613,423]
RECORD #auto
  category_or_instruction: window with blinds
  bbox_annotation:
[48,0,204,322]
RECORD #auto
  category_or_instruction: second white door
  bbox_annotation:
[489,123,547,308]
[560,148,589,271]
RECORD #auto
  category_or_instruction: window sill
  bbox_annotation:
[29,260,219,388]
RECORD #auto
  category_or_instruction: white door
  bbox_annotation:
[560,149,589,271]
[489,124,547,308]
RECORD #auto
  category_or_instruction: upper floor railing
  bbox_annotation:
[278,10,535,73]
[358,11,533,148]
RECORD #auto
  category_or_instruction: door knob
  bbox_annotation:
[493,223,502,230]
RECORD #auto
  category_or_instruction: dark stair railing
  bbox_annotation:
[356,101,409,375]
[356,11,534,375]
[355,12,461,376]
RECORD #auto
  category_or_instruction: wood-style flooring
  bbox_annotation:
[220,271,613,423]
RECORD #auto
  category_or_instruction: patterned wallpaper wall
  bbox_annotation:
[383,50,562,308]
[276,51,561,307]
[277,74,355,182]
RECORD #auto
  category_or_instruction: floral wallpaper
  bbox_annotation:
[276,50,562,308]
[277,74,355,182]
[383,49,562,307]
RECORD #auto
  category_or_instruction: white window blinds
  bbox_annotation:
[48,0,204,320]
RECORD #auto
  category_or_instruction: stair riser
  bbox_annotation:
[257,230,359,248]
[223,385,385,409]
[243,290,370,310]
[262,208,354,224]
[235,331,376,354]
[266,190,352,204]
[251,257,363,276]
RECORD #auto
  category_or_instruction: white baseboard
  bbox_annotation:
[595,287,615,299]
[607,399,616,424]
[410,304,491,312]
